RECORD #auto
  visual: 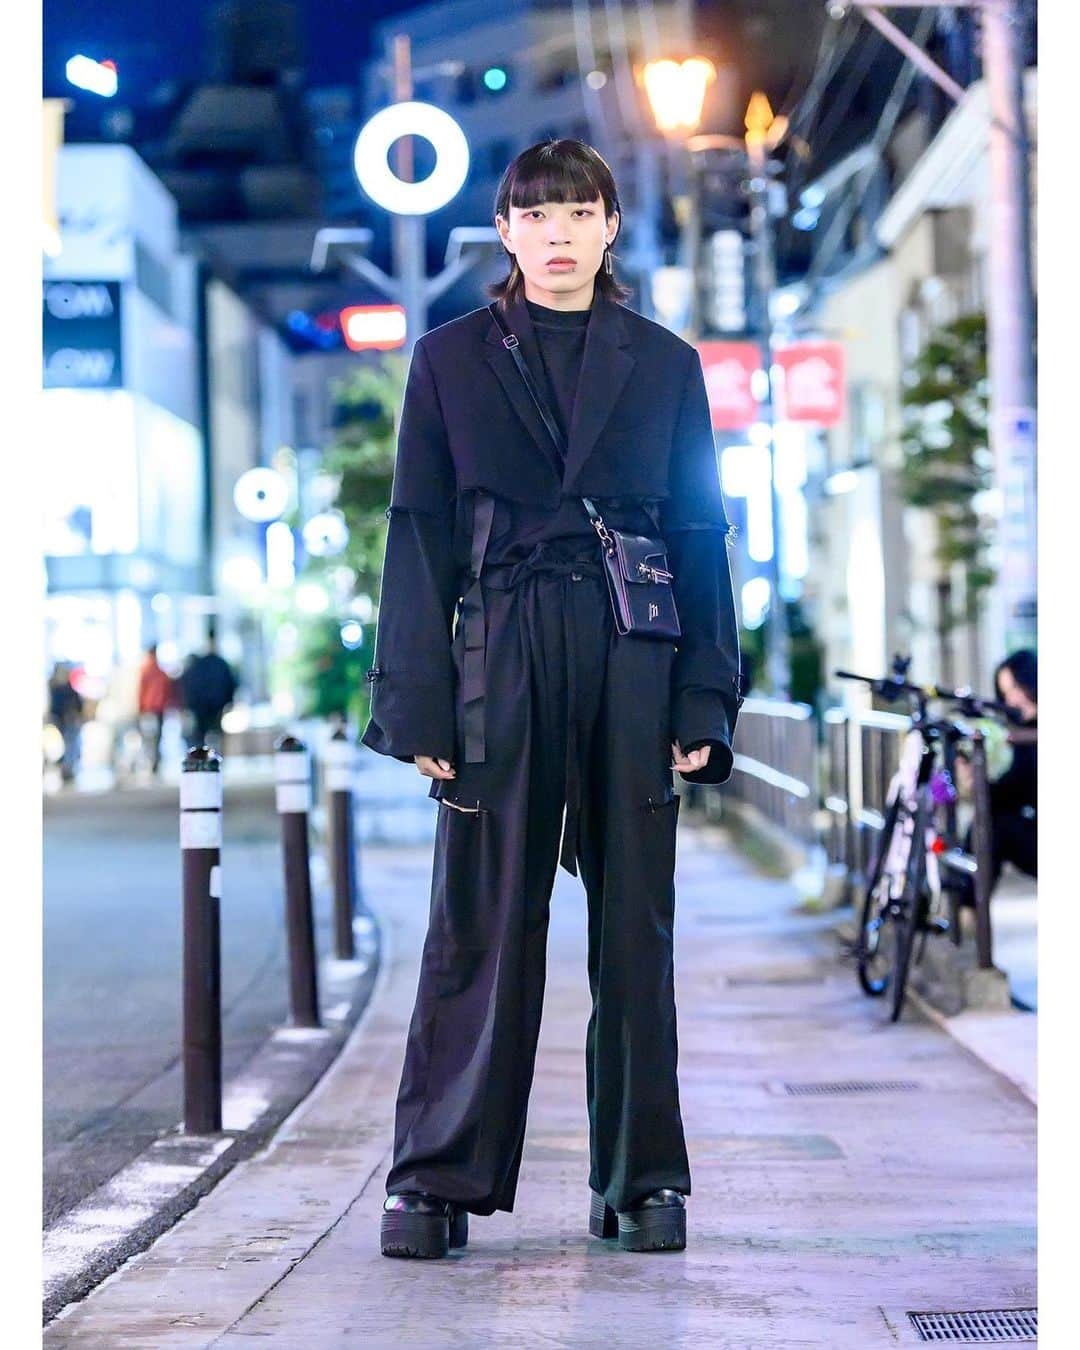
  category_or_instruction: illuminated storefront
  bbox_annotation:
[43,144,206,703]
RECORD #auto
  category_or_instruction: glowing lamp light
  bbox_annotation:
[353,101,469,216]
[266,520,296,589]
[234,467,290,523]
[340,621,364,650]
[295,582,330,615]
[642,58,716,133]
[221,556,263,593]
[741,577,771,630]
[66,54,118,98]
[482,67,508,92]
[340,304,407,352]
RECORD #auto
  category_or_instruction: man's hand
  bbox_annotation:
[415,754,456,780]
[671,740,711,775]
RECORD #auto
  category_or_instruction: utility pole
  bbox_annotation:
[834,1,1037,651]
[311,37,497,353]
[388,36,427,348]
[744,93,792,699]
[981,0,1037,650]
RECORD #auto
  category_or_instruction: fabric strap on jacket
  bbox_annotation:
[488,301,609,546]
[462,491,496,763]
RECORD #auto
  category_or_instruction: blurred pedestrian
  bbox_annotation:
[180,635,238,751]
[98,652,142,782]
[956,648,1037,899]
[137,644,175,775]
[47,663,84,785]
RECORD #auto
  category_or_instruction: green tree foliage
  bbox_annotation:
[284,356,408,724]
[320,354,409,597]
[899,312,996,628]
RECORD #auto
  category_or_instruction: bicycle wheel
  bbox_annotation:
[857,794,902,997]
[889,794,930,1023]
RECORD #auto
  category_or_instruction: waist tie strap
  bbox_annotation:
[480,546,605,877]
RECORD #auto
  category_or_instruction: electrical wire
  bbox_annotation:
[603,0,647,137]
[571,0,612,152]
[810,24,885,152]
[799,6,938,306]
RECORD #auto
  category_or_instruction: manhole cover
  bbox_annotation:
[908,1307,1036,1342]
[783,1080,922,1096]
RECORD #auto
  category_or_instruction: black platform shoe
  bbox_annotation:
[589,1188,686,1252]
[381,1192,469,1259]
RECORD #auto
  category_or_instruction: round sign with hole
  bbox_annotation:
[353,101,469,216]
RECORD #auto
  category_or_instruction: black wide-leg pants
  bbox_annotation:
[385,548,692,1216]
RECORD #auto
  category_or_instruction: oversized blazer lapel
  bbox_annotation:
[482,297,563,479]
[482,290,637,493]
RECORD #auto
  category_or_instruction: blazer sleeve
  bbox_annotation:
[359,338,460,765]
[660,346,743,785]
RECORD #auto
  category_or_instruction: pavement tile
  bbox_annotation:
[45,819,1036,1349]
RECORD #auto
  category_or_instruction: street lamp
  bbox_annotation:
[642,61,793,697]
[641,56,716,338]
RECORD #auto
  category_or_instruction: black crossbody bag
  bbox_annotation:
[488,303,681,640]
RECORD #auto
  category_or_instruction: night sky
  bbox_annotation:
[43,0,424,99]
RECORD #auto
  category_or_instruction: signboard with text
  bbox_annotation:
[43,280,123,389]
[697,341,762,430]
[774,341,845,426]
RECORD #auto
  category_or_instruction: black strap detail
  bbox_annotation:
[461,492,496,762]
[488,303,601,525]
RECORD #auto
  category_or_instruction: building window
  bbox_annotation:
[481,138,513,179]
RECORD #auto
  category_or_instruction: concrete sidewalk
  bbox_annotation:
[46,817,1036,1348]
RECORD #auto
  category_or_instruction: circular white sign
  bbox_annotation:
[234,468,289,523]
[353,101,469,216]
[303,510,349,557]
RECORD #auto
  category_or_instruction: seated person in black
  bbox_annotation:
[956,648,1037,901]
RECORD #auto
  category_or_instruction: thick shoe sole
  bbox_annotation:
[617,1204,686,1252]
[381,1206,469,1259]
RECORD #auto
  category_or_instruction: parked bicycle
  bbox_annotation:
[836,656,1015,1022]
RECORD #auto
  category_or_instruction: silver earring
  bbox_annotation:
[603,246,613,275]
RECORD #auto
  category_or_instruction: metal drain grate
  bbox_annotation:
[783,1079,922,1096]
[908,1308,1036,1342]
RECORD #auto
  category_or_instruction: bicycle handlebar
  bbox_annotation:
[834,669,1019,723]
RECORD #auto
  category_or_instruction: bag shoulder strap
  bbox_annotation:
[487,303,601,523]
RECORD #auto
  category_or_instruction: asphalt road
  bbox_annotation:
[43,781,326,1228]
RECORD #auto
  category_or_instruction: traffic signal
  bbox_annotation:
[481,65,510,94]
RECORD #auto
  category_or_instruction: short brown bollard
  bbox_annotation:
[181,746,223,1134]
[324,726,360,960]
[275,735,321,1028]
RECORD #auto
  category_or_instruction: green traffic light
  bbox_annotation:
[483,67,508,92]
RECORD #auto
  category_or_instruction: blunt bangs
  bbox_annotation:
[506,147,610,214]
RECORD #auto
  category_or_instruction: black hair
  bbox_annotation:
[486,139,633,308]
[994,648,1037,705]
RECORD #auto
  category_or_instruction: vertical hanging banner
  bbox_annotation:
[696,341,762,430]
[774,341,846,426]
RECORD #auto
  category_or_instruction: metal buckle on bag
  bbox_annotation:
[502,334,519,349]
[589,512,616,554]
[636,560,674,584]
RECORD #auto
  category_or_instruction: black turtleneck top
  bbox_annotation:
[523,297,591,455]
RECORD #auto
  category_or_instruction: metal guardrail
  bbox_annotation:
[706,696,997,973]
[717,696,817,848]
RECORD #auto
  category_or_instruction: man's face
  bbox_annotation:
[495,195,618,297]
